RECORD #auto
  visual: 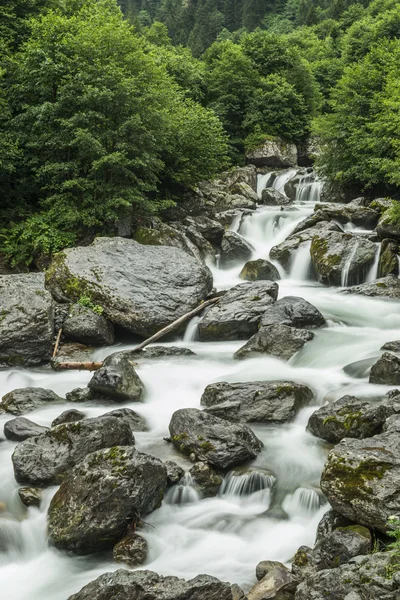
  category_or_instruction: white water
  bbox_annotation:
[1,170,400,598]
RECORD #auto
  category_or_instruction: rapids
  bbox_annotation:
[0,169,399,598]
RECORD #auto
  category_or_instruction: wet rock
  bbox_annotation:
[169,221,216,263]
[214,209,253,229]
[51,409,85,427]
[0,273,54,367]
[12,416,133,486]
[249,561,298,600]
[45,237,213,338]
[376,212,400,242]
[100,407,148,432]
[342,275,400,298]
[261,187,291,206]
[260,296,325,329]
[220,231,254,268]
[169,408,263,470]
[370,352,400,385]
[48,448,167,554]
[215,194,256,213]
[88,351,145,402]
[291,210,331,236]
[164,460,184,486]
[18,487,43,508]
[189,462,223,497]
[198,281,278,341]
[379,239,399,277]
[307,395,388,443]
[320,430,400,532]
[113,534,148,566]
[310,230,376,286]
[67,569,235,600]
[4,417,48,442]
[315,509,354,545]
[231,584,247,600]
[133,346,196,359]
[382,340,400,353]
[54,302,70,331]
[246,139,298,168]
[201,381,313,424]
[0,388,63,416]
[314,202,380,229]
[235,325,314,361]
[239,259,281,282]
[63,304,114,346]
[65,387,93,403]
[185,216,225,246]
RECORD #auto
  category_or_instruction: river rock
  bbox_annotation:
[307,395,387,443]
[133,346,196,359]
[0,388,63,416]
[376,211,400,242]
[198,281,278,341]
[379,239,399,277]
[164,460,185,486]
[220,231,254,267]
[314,202,380,229]
[260,296,325,329]
[113,534,148,566]
[51,409,85,427]
[201,381,313,424]
[88,351,145,402]
[12,416,133,486]
[261,187,291,206]
[45,238,213,338]
[320,430,400,532]
[65,387,94,403]
[342,275,400,298]
[246,139,298,168]
[169,408,263,470]
[249,561,298,600]
[18,487,43,508]
[310,230,376,286]
[67,570,235,600]
[315,509,354,545]
[239,259,281,282]
[235,325,314,361]
[100,407,148,432]
[369,352,400,385]
[0,273,54,367]
[189,462,223,497]
[291,210,330,236]
[382,340,400,353]
[185,216,225,246]
[169,221,216,263]
[63,304,114,346]
[4,417,49,442]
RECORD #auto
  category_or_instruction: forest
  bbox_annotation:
[1,0,400,267]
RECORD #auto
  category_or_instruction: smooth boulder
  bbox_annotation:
[235,325,314,361]
[370,352,400,385]
[63,304,114,346]
[48,447,167,554]
[100,407,148,432]
[51,409,85,427]
[246,139,297,168]
[342,275,400,298]
[0,388,63,416]
[260,296,325,329]
[169,408,263,470]
[239,259,281,282]
[261,187,291,206]
[113,534,148,566]
[220,231,254,267]
[4,417,48,442]
[88,351,145,401]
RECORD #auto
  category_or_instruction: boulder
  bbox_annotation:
[133,346,196,359]
[235,325,314,361]
[65,387,94,403]
[164,460,185,486]
[291,210,331,236]
[246,139,298,168]
[249,561,298,600]
[261,187,291,206]
[0,388,63,416]
[260,296,325,329]
[201,381,313,424]
[342,275,400,298]
[198,281,278,341]
[215,209,253,228]
[67,570,235,600]
[3,417,48,442]
[12,416,133,486]
[215,194,256,213]
[169,408,263,470]
[113,534,148,566]
[220,231,254,267]
[370,352,400,385]
[381,340,400,353]
[379,239,399,277]
[307,395,388,443]
[239,259,281,282]
[320,430,400,532]
[376,211,400,242]
[314,202,380,229]
[169,222,216,262]
[51,409,85,427]
[185,216,225,246]
[189,462,223,497]
[88,351,145,402]
[63,303,114,346]
[0,273,54,367]
[310,230,376,286]
[48,448,167,554]
[314,509,354,545]
[100,407,148,432]
[45,238,213,338]
[220,165,258,193]
[18,487,43,508]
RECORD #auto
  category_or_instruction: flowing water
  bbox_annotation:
[1,169,399,598]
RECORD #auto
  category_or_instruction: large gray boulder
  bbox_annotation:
[4,417,48,442]
[235,325,314,361]
[201,381,313,424]
[261,187,291,206]
[320,430,400,532]
[342,275,400,298]
[63,304,114,346]
[51,409,85,427]
[376,211,400,242]
[370,352,400,385]
[198,281,278,341]
[45,238,213,337]
[220,231,254,267]
[169,408,263,470]
[12,416,133,486]
[100,408,149,432]
[314,201,380,229]
[239,259,281,282]
[260,296,325,329]
[88,351,145,401]
[0,273,54,367]
[48,447,167,554]
[246,139,298,168]
[0,388,63,416]
[185,216,225,246]
[249,561,298,600]
[310,230,376,286]
[67,570,235,600]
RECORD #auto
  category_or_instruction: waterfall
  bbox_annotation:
[257,168,297,197]
[183,316,201,342]
[257,172,275,197]
[289,241,312,281]
[366,243,381,282]
[165,473,200,505]
[220,470,275,497]
[282,487,324,518]
[341,240,360,287]
[295,176,323,203]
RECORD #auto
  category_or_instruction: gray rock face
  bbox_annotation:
[342,275,400,298]
[220,231,254,267]
[379,239,399,277]
[12,416,133,486]
[164,460,185,486]
[214,194,256,213]
[189,462,223,497]
[51,409,85,427]
[88,351,145,402]
[370,352,400,385]
[45,238,213,338]
[63,304,114,346]
[185,216,225,246]
[18,487,43,508]
[198,281,278,341]
[169,408,263,470]
[260,296,325,329]
[315,509,354,545]
[0,273,54,367]
[100,408,148,432]
[261,187,291,206]
[0,388,63,416]
[235,325,314,361]
[320,431,400,532]
[48,448,167,554]
[291,210,331,236]
[67,570,235,600]
[382,340,400,353]
[314,202,380,229]
[4,417,48,442]
[113,534,148,566]
[249,561,298,600]
[307,396,388,443]
[310,231,376,286]
[246,139,298,168]
[239,259,281,282]
[376,212,400,242]
[201,381,313,424]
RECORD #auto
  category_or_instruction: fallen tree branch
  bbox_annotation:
[53,361,103,371]
[52,328,63,358]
